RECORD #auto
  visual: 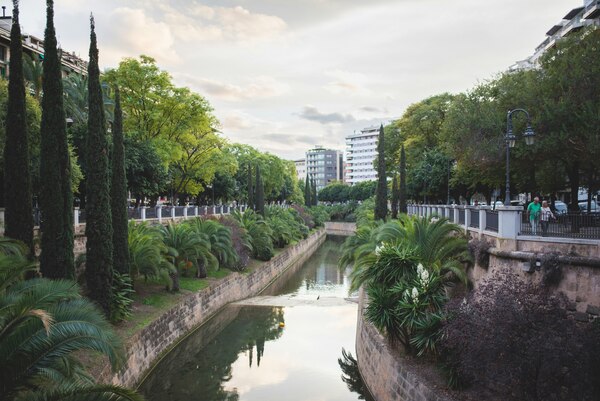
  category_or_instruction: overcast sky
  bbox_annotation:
[15,0,580,160]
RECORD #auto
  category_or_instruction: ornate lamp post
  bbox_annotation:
[504,109,535,206]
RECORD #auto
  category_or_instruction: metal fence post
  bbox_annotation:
[141,207,146,221]
[74,207,79,226]
[157,205,162,222]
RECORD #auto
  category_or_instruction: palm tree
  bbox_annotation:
[230,210,274,261]
[128,221,174,286]
[63,73,88,124]
[23,53,43,100]
[0,253,143,401]
[186,218,237,270]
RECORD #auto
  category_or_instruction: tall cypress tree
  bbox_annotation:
[247,164,254,210]
[111,87,129,275]
[85,16,113,314]
[4,1,33,255]
[304,175,311,206]
[399,144,407,214]
[391,175,399,219]
[375,124,387,221]
[311,178,317,206]
[374,124,388,221]
[39,0,74,279]
[255,165,265,216]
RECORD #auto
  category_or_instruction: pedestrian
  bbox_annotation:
[527,197,541,235]
[540,200,555,236]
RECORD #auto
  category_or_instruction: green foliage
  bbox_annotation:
[317,182,350,203]
[311,178,318,206]
[231,209,274,261]
[0,254,142,401]
[341,215,469,355]
[128,221,174,287]
[124,137,168,204]
[399,145,407,214]
[391,175,399,219]
[110,272,134,323]
[304,174,311,206]
[39,0,74,279]
[375,125,388,221]
[355,198,376,227]
[111,87,130,275]
[255,165,265,216]
[247,163,254,209]
[3,2,33,254]
[84,17,113,314]
[265,206,309,248]
[307,205,329,227]
[349,180,377,201]
[186,218,238,270]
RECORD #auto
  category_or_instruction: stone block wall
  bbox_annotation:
[356,290,452,401]
[102,228,326,388]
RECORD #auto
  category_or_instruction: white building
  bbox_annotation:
[294,158,306,182]
[345,126,379,185]
[510,0,600,71]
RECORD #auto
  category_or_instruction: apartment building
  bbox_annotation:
[294,158,307,182]
[305,146,343,191]
[510,0,600,70]
[345,126,378,185]
[0,9,87,79]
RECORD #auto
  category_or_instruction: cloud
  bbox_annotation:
[359,106,386,113]
[156,3,287,43]
[178,75,289,102]
[298,106,355,124]
[324,69,370,95]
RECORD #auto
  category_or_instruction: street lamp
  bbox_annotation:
[504,109,535,206]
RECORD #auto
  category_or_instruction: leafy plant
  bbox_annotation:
[110,272,135,323]
[128,221,174,287]
[231,209,274,261]
[0,255,143,401]
[187,218,238,270]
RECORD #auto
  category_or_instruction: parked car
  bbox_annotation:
[554,201,568,216]
[578,200,598,213]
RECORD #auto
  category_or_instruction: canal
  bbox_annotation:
[139,237,373,401]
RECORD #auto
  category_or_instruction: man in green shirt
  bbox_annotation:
[527,197,541,235]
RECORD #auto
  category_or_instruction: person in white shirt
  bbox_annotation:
[540,200,555,236]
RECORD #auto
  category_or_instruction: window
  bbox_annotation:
[0,46,5,61]
[0,67,5,77]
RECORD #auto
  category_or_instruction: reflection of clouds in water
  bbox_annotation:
[225,305,357,401]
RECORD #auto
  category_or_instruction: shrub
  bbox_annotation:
[307,205,329,227]
[220,217,251,271]
[110,271,135,323]
[128,221,174,287]
[442,272,600,400]
[291,205,315,229]
[188,218,238,270]
[230,209,274,261]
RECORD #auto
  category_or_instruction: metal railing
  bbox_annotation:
[458,209,465,225]
[469,209,479,229]
[485,210,499,232]
[520,212,600,240]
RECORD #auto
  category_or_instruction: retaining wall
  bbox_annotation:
[356,290,453,401]
[102,228,326,388]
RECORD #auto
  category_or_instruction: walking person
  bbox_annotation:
[527,197,541,235]
[540,200,555,236]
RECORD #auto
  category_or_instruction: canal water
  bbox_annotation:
[139,237,373,401]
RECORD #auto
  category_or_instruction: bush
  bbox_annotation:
[230,209,275,261]
[291,205,315,229]
[308,205,329,227]
[442,272,600,400]
[110,271,135,323]
[220,217,251,271]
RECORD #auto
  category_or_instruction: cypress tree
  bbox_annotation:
[84,16,113,314]
[39,0,74,279]
[255,165,265,216]
[374,124,388,221]
[311,178,317,206]
[247,163,254,210]
[304,175,311,206]
[4,1,33,255]
[111,87,129,275]
[399,144,407,214]
[391,175,399,219]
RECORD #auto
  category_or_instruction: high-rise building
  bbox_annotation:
[345,126,378,185]
[510,0,600,71]
[294,158,306,182]
[305,146,343,191]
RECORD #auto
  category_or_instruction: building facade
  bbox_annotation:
[510,0,600,71]
[305,146,343,191]
[0,11,87,79]
[345,126,378,185]
[294,158,306,182]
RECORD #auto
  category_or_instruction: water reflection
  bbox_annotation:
[140,237,368,401]
[338,349,374,401]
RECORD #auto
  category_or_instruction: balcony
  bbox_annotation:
[583,0,600,19]
[563,7,584,20]
[546,24,563,36]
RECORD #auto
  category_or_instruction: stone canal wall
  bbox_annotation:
[102,228,326,388]
[356,290,452,401]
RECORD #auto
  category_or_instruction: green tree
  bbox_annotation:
[399,145,407,214]
[374,124,387,220]
[3,1,33,255]
[84,17,113,314]
[23,53,43,101]
[124,137,168,206]
[247,164,254,210]
[391,175,399,219]
[304,174,311,206]
[39,0,74,279]
[255,165,265,216]
[311,178,318,206]
[111,87,129,275]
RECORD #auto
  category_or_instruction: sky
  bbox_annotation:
[15,0,581,160]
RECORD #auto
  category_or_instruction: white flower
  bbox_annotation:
[375,245,383,257]
[411,287,419,302]
[417,263,425,275]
